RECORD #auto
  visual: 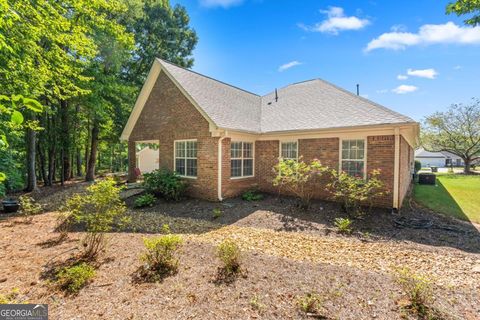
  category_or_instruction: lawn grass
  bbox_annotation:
[414,174,480,224]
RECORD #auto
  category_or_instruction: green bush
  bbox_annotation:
[143,169,187,201]
[134,193,156,208]
[0,288,20,304]
[19,195,43,222]
[64,178,128,260]
[334,217,353,234]
[273,158,328,209]
[140,234,183,281]
[216,239,241,275]
[397,268,436,318]
[296,292,323,315]
[327,169,385,217]
[414,160,422,173]
[212,208,222,219]
[56,263,95,294]
[242,190,263,201]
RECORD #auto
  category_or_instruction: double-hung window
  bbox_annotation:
[231,142,254,178]
[341,139,366,178]
[280,141,298,160]
[174,140,197,178]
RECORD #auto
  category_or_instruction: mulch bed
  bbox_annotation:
[1,183,479,319]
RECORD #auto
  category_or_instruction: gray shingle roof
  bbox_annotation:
[158,59,415,133]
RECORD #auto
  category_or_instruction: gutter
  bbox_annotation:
[217,135,227,201]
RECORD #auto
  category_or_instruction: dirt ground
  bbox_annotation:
[1,184,479,319]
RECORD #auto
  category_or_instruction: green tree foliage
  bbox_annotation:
[0,0,197,194]
[422,99,480,174]
[447,0,480,26]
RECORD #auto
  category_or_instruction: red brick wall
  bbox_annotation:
[256,140,280,194]
[398,135,413,208]
[128,71,219,200]
[367,135,395,207]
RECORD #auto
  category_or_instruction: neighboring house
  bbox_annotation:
[414,148,464,168]
[136,147,159,173]
[121,59,419,209]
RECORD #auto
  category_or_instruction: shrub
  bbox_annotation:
[56,262,95,294]
[19,195,43,222]
[212,208,222,219]
[143,169,187,201]
[134,193,156,208]
[334,217,353,234]
[64,178,128,260]
[273,158,328,209]
[414,160,422,173]
[0,288,20,304]
[216,239,241,275]
[242,190,263,201]
[55,211,73,240]
[140,234,183,281]
[296,292,323,315]
[396,268,435,318]
[327,169,385,217]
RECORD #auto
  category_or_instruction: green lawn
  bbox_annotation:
[414,174,480,224]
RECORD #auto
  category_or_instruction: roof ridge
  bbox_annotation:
[261,79,320,97]
[156,58,261,97]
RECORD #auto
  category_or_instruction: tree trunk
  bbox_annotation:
[25,114,38,192]
[86,121,99,182]
[37,142,47,186]
[464,158,472,174]
[60,100,71,181]
[76,148,82,176]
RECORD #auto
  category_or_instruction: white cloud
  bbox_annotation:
[397,74,408,80]
[454,65,462,70]
[365,22,480,51]
[300,7,370,35]
[392,85,418,94]
[407,68,438,79]
[278,61,302,72]
[200,0,244,8]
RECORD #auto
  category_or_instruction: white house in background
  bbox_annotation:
[414,148,464,168]
[136,147,159,173]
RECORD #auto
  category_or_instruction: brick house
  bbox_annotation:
[121,59,419,209]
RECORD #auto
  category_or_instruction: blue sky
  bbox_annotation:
[172,0,480,121]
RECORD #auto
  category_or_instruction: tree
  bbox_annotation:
[422,99,480,174]
[447,0,480,26]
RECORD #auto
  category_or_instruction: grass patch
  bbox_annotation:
[414,174,480,224]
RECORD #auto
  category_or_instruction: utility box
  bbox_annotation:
[418,173,436,185]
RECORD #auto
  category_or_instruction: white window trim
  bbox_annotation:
[279,140,299,161]
[339,138,367,179]
[230,141,255,180]
[173,139,198,179]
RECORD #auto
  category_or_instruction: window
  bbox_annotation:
[341,139,366,178]
[280,141,298,160]
[174,140,197,178]
[231,141,254,178]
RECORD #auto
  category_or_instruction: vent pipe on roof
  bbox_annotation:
[356,84,360,96]
[275,88,278,102]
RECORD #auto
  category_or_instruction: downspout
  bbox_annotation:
[217,135,227,201]
[393,127,400,209]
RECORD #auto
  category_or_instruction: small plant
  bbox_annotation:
[19,195,43,222]
[327,169,385,217]
[64,178,129,260]
[139,234,184,281]
[296,292,323,315]
[273,157,328,209]
[334,217,353,234]
[397,268,437,319]
[0,288,20,304]
[250,294,265,311]
[242,190,263,201]
[143,169,187,201]
[216,239,241,275]
[212,208,222,219]
[134,193,156,208]
[160,223,171,234]
[55,211,73,240]
[414,160,422,173]
[56,262,95,294]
